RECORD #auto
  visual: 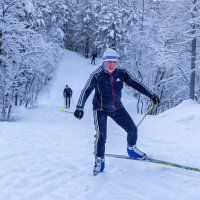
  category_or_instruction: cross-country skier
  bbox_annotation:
[74,48,159,175]
[63,85,73,108]
[91,51,97,65]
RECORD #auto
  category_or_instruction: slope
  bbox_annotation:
[0,50,200,200]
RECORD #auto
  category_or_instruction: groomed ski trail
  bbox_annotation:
[0,50,200,200]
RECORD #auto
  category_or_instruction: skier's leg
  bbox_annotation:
[91,57,95,64]
[66,96,70,108]
[93,110,107,174]
[109,107,147,159]
[93,110,107,157]
[109,107,137,145]
[66,97,68,107]
[69,97,71,108]
[65,97,67,108]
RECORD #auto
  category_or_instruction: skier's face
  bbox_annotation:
[105,61,118,73]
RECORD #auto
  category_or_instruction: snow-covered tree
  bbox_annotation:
[0,0,59,121]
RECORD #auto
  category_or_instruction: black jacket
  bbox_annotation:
[77,66,154,112]
[63,87,73,97]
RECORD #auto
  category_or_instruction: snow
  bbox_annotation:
[110,30,114,38]
[0,50,200,200]
[24,0,34,14]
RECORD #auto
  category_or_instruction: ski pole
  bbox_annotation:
[136,104,154,128]
[71,97,75,107]
[59,107,74,114]
[64,110,74,114]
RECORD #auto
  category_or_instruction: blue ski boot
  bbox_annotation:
[93,157,105,175]
[127,145,147,160]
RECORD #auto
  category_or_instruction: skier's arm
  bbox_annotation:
[63,88,66,98]
[70,89,73,97]
[76,74,96,108]
[123,69,154,98]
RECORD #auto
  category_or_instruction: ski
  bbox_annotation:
[105,154,200,173]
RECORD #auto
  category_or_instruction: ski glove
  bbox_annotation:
[151,94,160,105]
[74,107,84,119]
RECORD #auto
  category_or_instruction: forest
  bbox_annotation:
[0,0,199,121]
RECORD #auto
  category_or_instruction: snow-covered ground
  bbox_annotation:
[0,50,200,200]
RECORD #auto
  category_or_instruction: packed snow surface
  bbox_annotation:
[0,50,200,200]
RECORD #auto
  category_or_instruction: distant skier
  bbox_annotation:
[63,85,73,108]
[74,48,159,175]
[91,52,97,65]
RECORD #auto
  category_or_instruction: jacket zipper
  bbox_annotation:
[110,74,116,111]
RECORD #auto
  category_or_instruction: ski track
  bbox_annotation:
[0,50,200,200]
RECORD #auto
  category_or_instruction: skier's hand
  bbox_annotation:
[74,107,84,119]
[151,94,160,105]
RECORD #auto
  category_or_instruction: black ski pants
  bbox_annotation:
[65,96,71,108]
[91,57,95,65]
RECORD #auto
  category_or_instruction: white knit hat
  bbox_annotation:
[102,48,119,62]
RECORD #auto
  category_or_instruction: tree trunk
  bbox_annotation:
[85,35,89,58]
[15,94,18,106]
[190,37,196,100]
[190,0,197,100]
[25,99,29,108]
[6,105,12,121]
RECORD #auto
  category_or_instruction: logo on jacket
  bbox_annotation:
[116,78,121,82]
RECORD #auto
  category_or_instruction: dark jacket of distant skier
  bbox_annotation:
[76,66,154,112]
[63,86,73,97]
